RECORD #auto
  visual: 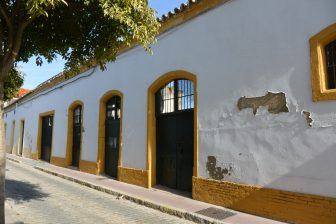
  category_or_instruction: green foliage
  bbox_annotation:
[0,0,159,103]
[3,68,24,101]
[18,0,160,70]
[26,0,68,17]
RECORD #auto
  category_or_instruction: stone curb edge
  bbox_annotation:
[34,166,226,224]
[6,157,21,164]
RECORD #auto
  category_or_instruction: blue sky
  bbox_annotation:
[19,0,187,89]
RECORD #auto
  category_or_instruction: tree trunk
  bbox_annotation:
[0,81,5,223]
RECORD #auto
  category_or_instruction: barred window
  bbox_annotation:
[106,96,121,120]
[73,106,82,124]
[156,79,194,115]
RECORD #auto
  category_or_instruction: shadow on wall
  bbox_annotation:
[5,179,49,204]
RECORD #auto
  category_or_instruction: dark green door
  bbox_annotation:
[105,96,121,178]
[41,115,53,162]
[72,106,82,167]
[19,120,25,156]
[156,114,177,188]
[175,112,194,190]
[156,79,194,191]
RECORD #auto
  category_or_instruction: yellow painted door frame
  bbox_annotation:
[146,70,198,188]
[97,90,124,179]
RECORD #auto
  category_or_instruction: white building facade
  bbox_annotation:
[4,0,336,223]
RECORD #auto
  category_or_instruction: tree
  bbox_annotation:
[4,68,24,101]
[0,0,160,221]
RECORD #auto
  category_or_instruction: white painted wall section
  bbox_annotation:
[4,0,336,198]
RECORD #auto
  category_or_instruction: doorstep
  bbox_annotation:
[6,153,287,224]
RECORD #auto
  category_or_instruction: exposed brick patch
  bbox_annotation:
[237,92,289,115]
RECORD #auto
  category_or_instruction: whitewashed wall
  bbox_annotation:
[5,0,336,198]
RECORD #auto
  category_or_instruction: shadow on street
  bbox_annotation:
[5,179,49,204]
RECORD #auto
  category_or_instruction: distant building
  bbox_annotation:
[4,88,30,107]
[17,88,30,98]
[3,1,336,224]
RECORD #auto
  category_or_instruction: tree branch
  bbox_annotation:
[0,23,25,78]
[0,20,3,57]
[0,5,14,57]
[0,8,11,31]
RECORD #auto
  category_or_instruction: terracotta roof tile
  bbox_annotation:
[17,88,30,97]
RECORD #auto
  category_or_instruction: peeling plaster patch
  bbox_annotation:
[302,111,313,127]
[237,92,289,115]
[206,156,233,181]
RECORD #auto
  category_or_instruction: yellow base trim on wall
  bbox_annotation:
[31,153,37,160]
[5,145,11,153]
[11,144,18,155]
[192,177,336,224]
[50,156,67,167]
[118,167,149,188]
[79,160,98,175]
[22,147,32,159]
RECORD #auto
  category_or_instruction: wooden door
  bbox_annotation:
[41,116,53,162]
[72,106,82,167]
[105,96,121,178]
[155,79,194,191]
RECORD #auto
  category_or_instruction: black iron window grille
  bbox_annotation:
[325,40,336,89]
[73,106,82,124]
[156,79,194,115]
[106,96,121,120]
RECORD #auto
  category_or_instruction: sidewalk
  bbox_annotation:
[6,154,287,224]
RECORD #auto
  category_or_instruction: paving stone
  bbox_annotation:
[5,161,194,224]
[5,154,287,224]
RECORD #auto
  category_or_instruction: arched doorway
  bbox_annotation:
[37,111,55,162]
[10,120,15,154]
[155,78,195,191]
[72,105,82,167]
[18,120,25,156]
[41,116,53,162]
[104,96,121,177]
[97,90,123,178]
[66,101,83,167]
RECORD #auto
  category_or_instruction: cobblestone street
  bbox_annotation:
[5,160,193,224]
